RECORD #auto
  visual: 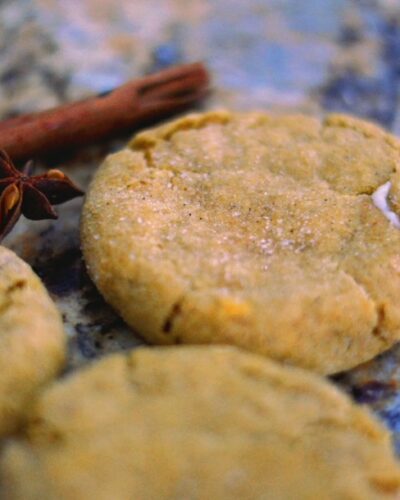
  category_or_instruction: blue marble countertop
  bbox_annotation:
[3,0,400,453]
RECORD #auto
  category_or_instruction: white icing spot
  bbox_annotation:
[372,181,400,229]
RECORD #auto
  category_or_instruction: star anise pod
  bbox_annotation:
[0,149,84,241]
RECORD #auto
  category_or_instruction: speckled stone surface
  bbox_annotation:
[3,0,400,452]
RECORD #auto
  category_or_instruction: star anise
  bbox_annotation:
[0,149,84,241]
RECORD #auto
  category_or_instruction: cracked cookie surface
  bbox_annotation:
[2,346,400,499]
[0,246,65,437]
[81,110,400,374]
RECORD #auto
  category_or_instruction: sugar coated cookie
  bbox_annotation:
[82,111,400,373]
[2,346,400,499]
[0,246,65,436]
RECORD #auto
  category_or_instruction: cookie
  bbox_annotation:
[0,245,65,437]
[81,111,400,374]
[2,346,399,499]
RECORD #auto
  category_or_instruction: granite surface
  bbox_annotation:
[3,0,400,452]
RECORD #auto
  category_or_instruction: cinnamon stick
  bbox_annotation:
[0,62,210,162]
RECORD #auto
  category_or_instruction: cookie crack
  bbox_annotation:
[141,148,155,169]
[0,279,27,316]
[319,115,398,196]
[322,114,400,155]
[129,111,232,173]
[162,298,184,339]
[371,304,387,343]
[131,111,231,150]
[340,269,386,346]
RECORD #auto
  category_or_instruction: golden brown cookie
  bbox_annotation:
[1,346,400,499]
[0,245,65,437]
[81,111,400,374]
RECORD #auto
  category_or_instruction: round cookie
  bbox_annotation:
[2,346,400,499]
[81,111,400,374]
[0,245,65,437]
